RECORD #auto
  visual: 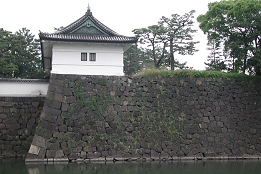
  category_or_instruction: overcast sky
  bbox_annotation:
[0,0,218,70]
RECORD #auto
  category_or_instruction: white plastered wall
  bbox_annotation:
[51,43,125,76]
[0,81,49,97]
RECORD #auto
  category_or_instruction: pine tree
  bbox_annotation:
[205,39,226,71]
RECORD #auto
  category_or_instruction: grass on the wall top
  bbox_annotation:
[134,69,261,78]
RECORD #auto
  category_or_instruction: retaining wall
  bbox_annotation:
[0,97,45,158]
[26,74,261,161]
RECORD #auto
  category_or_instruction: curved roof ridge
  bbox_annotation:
[91,15,122,36]
[55,15,86,34]
[51,9,123,37]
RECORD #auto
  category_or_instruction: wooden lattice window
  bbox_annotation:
[89,53,96,61]
[81,53,87,61]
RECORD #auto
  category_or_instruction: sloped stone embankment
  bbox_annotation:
[26,74,261,161]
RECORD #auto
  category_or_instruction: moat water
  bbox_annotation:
[1,159,261,174]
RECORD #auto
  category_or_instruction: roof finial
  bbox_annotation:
[86,3,92,16]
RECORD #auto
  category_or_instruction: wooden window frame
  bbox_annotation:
[89,53,96,61]
[81,52,87,61]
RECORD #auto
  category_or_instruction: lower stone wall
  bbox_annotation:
[26,74,261,161]
[0,97,45,158]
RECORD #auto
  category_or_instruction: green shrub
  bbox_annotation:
[134,69,261,78]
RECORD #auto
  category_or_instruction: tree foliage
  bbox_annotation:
[198,0,261,75]
[205,38,227,71]
[159,10,199,70]
[124,45,145,76]
[0,28,22,77]
[0,28,46,78]
[132,10,198,70]
[132,25,168,68]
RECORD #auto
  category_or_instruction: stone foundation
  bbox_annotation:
[26,74,261,161]
[0,97,45,158]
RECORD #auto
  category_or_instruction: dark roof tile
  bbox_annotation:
[39,33,138,43]
[40,7,137,44]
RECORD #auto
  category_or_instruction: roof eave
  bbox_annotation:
[39,37,138,44]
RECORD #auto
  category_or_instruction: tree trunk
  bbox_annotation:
[152,44,158,68]
[243,57,246,74]
[170,38,174,70]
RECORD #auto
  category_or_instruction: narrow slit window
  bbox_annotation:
[89,53,96,61]
[81,53,87,61]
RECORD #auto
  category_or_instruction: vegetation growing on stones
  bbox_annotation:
[134,69,261,78]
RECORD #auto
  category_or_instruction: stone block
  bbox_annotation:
[0,124,5,129]
[46,150,56,158]
[56,116,63,126]
[80,151,86,158]
[94,152,101,158]
[126,126,134,132]
[61,103,69,111]
[180,156,195,160]
[203,117,210,123]
[28,145,40,155]
[59,125,67,132]
[160,152,169,160]
[32,135,46,148]
[250,128,257,135]
[50,142,60,150]
[73,147,82,153]
[52,100,62,110]
[55,150,64,158]
[60,142,67,149]
[0,101,13,107]
[51,79,63,87]
[16,150,27,156]
[41,114,57,125]
[27,118,36,126]
[32,102,40,108]
[68,153,80,160]
[255,144,261,151]
[2,150,16,157]
[45,107,61,116]
[6,124,20,130]
[54,93,66,102]
[65,119,74,127]
[38,120,57,131]
[131,153,140,159]
[151,150,159,159]
[86,152,94,159]
[38,148,46,159]
[195,153,203,160]
[66,96,75,104]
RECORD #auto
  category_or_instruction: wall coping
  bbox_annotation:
[0,78,49,83]
[0,79,49,96]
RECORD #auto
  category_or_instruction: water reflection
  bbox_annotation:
[1,159,261,174]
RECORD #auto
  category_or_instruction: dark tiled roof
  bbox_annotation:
[0,78,49,83]
[39,7,138,43]
[39,33,138,43]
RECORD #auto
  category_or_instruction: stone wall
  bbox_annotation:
[26,74,261,161]
[0,97,45,158]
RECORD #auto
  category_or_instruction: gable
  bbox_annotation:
[70,19,107,35]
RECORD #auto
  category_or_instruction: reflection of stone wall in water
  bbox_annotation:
[24,74,261,160]
[0,97,45,158]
